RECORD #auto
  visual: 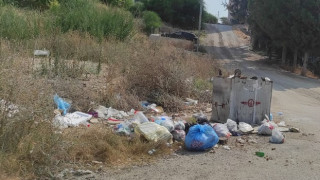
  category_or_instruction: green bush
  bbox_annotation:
[129,1,145,17]
[142,11,161,34]
[100,0,134,9]
[0,6,42,39]
[203,11,218,24]
[53,0,135,40]
[3,0,50,9]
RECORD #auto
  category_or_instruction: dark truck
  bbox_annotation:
[161,31,198,43]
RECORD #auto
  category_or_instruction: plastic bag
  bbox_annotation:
[226,119,238,133]
[238,122,253,134]
[174,120,185,130]
[258,122,275,135]
[270,128,285,144]
[135,122,173,143]
[160,120,174,132]
[172,130,186,142]
[185,124,219,151]
[54,94,71,115]
[213,123,231,138]
[53,111,92,129]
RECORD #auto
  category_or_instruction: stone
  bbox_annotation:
[73,170,93,176]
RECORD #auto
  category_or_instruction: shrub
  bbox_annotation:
[52,0,135,40]
[142,11,161,34]
[129,1,145,17]
[3,0,50,9]
[100,0,134,9]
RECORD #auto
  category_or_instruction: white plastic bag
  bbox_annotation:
[226,119,238,133]
[172,130,186,142]
[258,122,275,135]
[160,120,174,132]
[270,128,285,144]
[174,120,185,130]
[213,123,231,138]
[239,122,253,134]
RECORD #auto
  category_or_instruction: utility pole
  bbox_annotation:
[197,0,203,52]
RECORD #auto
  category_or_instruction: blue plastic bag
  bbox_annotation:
[54,94,70,115]
[185,124,219,151]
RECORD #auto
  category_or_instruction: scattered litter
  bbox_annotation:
[278,121,286,127]
[141,101,164,113]
[72,170,93,176]
[135,122,173,143]
[34,49,50,57]
[174,120,185,130]
[255,151,265,157]
[106,117,123,125]
[133,111,149,123]
[185,98,198,105]
[193,113,209,125]
[270,128,285,144]
[89,118,99,124]
[95,106,133,119]
[239,122,254,134]
[185,124,219,151]
[289,127,300,133]
[205,108,212,113]
[148,149,156,155]
[226,119,238,134]
[236,138,245,144]
[278,127,290,132]
[223,145,231,150]
[54,94,71,115]
[159,119,174,132]
[53,111,92,129]
[172,130,186,142]
[115,121,133,136]
[258,121,276,135]
[248,139,257,144]
[0,99,19,117]
[212,123,231,138]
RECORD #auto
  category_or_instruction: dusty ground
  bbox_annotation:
[72,24,320,180]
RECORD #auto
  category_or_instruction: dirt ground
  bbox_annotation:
[73,24,320,180]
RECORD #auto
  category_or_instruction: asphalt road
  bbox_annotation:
[100,24,320,180]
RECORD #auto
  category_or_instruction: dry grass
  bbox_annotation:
[282,65,319,79]
[0,30,219,178]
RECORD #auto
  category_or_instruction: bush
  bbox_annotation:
[0,6,42,39]
[203,11,218,24]
[100,0,134,9]
[52,0,135,40]
[129,1,145,17]
[3,0,50,9]
[142,11,161,34]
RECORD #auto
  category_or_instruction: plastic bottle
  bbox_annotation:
[255,151,265,157]
[134,111,149,123]
[269,113,273,121]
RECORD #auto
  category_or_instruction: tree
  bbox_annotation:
[129,1,145,17]
[226,0,248,24]
[100,0,134,9]
[143,11,161,34]
[220,17,230,25]
[203,11,218,24]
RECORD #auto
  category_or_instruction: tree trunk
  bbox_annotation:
[293,48,298,70]
[281,45,287,66]
[301,51,309,76]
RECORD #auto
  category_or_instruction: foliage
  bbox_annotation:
[142,11,161,34]
[226,0,248,24]
[100,0,134,9]
[129,1,145,17]
[203,11,218,24]
[3,0,51,9]
[52,0,135,40]
[220,17,230,25]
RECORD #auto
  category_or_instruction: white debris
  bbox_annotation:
[0,99,19,117]
[34,49,50,57]
[94,105,134,119]
[53,111,92,129]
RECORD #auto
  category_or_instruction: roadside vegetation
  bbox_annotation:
[0,0,218,178]
[227,0,320,77]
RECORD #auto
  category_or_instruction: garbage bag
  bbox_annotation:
[213,123,231,138]
[238,122,253,134]
[160,120,174,132]
[54,94,71,115]
[258,121,275,135]
[53,111,92,129]
[135,122,173,143]
[226,119,238,133]
[270,128,285,144]
[172,130,186,142]
[174,120,185,130]
[185,124,219,151]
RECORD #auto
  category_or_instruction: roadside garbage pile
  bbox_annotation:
[0,99,19,118]
[52,95,300,153]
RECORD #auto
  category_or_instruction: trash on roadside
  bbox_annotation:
[255,151,265,157]
[159,119,174,132]
[185,124,219,151]
[95,106,133,119]
[89,118,99,124]
[135,122,173,143]
[115,121,133,136]
[193,113,209,125]
[172,130,186,142]
[289,127,300,133]
[258,121,275,135]
[270,128,285,144]
[54,94,71,115]
[34,49,50,57]
[185,98,198,105]
[53,111,92,129]
[239,122,254,134]
[133,111,149,123]
[148,149,156,155]
[174,120,186,130]
[141,101,164,113]
[236,138,245,144]
[0,99,19,117]
[212,123,231,138]
[106,117,124,125]
[223,145,231,150]
[278,121,286,127]
[226,119,238,134]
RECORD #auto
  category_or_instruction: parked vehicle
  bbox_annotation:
[161,31,198,43]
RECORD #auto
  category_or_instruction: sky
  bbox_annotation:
[204,0,229,20]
